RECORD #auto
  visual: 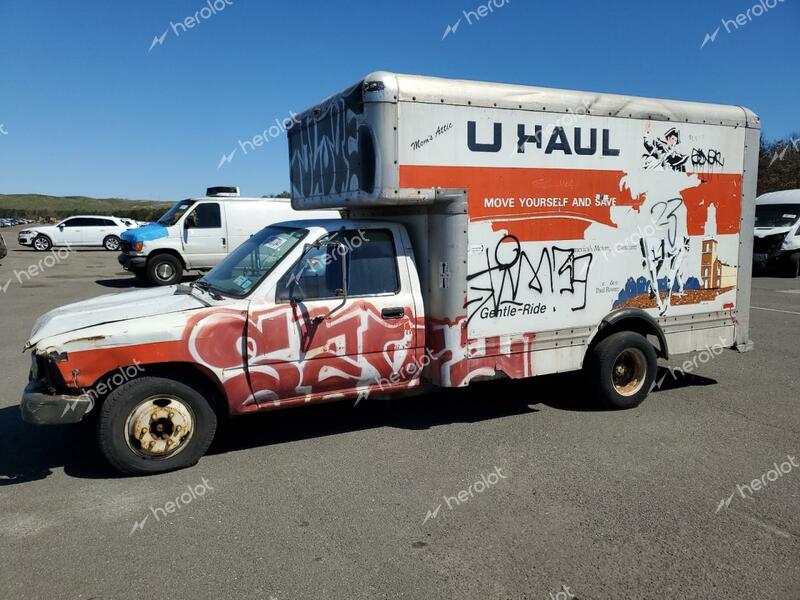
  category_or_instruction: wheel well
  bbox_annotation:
[87,362,229,418]
[147,249,186,269]
[589,315,668,360]
[103,234,120,240]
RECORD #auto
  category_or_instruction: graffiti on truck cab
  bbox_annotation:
[465,235,593,324]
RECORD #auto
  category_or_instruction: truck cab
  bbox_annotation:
[22,219,424,474]
[753,189,800,276]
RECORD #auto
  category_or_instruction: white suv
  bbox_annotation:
[18,216,135,252]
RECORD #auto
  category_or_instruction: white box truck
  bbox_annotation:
[20,73,759,474]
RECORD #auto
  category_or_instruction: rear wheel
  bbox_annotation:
[103,235,121,251]
[147,254,183,286]
[587,331,657,409]
[33,235,52,252]
[97,377,217,475]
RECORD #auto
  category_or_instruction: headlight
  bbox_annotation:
[133,241,144,252]
[20,230,31,235]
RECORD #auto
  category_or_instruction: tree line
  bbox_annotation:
[758,133,800,196]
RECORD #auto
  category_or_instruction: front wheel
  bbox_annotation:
[97,377,217,475]
[147,254,183,286]
[33,235,52,252]
[587,331,657,409]
[103,235,121,251]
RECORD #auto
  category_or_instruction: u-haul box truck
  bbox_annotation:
[20,72,758,475]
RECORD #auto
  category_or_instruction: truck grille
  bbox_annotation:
[120,240,132,253]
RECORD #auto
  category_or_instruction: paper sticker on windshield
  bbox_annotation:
[233,275,254,290]
[782,214,797,219]
[265,237,287,250]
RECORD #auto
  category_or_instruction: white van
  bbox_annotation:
[118,186,339,285]
[754,189,800,276]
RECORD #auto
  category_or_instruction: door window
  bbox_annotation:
[276,229,399,302]
[82,218,114,226]
[185,203,221,229]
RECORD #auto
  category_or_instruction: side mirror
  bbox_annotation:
[58,224,65,231]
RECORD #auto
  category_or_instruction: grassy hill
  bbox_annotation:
[0,194,171,223]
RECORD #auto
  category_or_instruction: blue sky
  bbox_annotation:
[0,0,797,200]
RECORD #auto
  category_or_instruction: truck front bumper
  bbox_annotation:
[118,253,147,271]
[20,381,94,425]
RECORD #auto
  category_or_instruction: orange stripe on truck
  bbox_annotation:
[399,165,742,241]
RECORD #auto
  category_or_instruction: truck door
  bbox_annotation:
[181,202,227,267]
[245,227,422,406]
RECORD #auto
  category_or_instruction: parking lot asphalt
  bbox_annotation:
[0,223,798,600]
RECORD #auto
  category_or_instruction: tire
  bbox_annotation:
[97,376,217,475]
[147,254,183,286]
[103,235,121,251]
[587,331,658,409]
[783,253,800,278]
[33,235,52,252]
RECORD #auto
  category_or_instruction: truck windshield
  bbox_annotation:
[755,204,800,228]
[158,200,196,226]
[198,225,308,298]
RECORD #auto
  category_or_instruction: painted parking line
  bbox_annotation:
[776,289,800,294]
[752,306,800,316]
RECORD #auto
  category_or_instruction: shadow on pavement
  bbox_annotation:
[650,365,717,392]
[0,366,717,484]
[0,407,116,486]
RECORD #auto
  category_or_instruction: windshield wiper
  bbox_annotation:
[191,280,225,301]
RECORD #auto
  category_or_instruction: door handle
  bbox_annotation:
[381,307,404,320]
[221,237,226,246]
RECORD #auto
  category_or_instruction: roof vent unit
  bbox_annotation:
[206,186,240,197]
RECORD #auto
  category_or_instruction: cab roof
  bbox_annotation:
[756,189,800,205]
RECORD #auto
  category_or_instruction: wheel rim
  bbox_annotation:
[106,237,120,250]
[34,238,48,250]
[124,395,195,459]
[611,348,647,396]
[155,262,176,282]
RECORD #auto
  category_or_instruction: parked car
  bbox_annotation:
[118,186,338,286]
[17,216,135,251]
[20,73,760,475]
[0,233,6,260]
[753,189,800,276]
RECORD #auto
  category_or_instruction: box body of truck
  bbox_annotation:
[290,71,759,387]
